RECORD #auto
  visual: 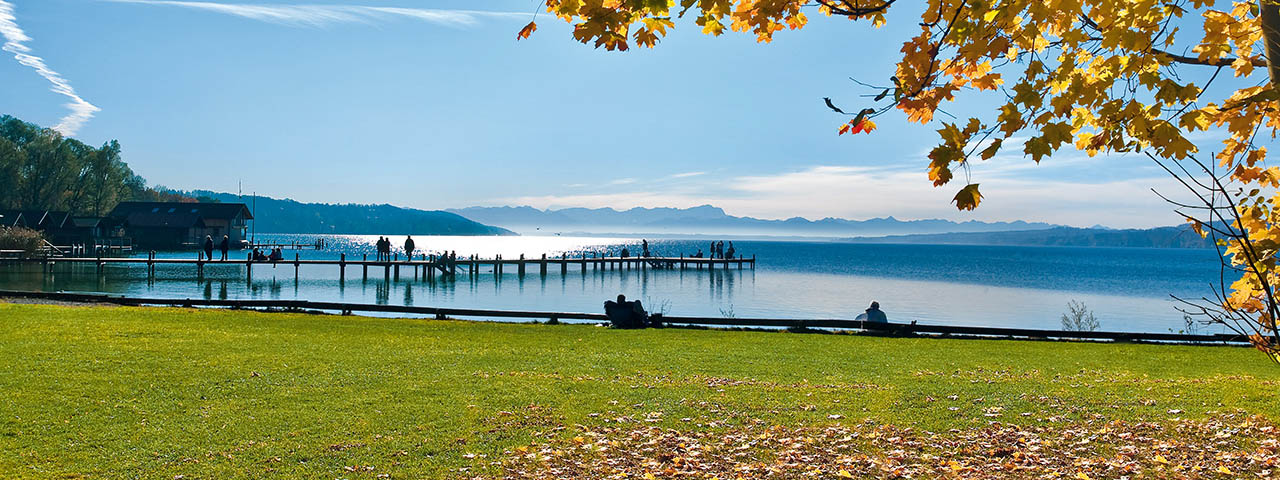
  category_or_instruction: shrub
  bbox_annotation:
[0,227,44,257]
[1060,300,1100,332]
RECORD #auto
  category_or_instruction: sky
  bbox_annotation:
[0,0,1247,228]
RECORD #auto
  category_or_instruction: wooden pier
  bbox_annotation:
[0,252,755,281]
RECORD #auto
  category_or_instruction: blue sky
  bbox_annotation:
[0,0,1232,228]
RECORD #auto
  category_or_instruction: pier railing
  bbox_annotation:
[0,252,756,281]
[0,290,1250,345]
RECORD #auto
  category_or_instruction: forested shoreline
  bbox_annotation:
[0,115,197,216]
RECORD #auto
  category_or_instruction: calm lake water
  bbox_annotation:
[0,234,1226,333]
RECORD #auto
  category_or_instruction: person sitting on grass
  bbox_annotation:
[855,301,888,323]
[604,294,648,329]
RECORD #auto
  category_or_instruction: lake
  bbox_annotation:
[0,234,1227,333]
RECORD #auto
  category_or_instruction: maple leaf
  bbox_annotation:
[517,21,538,40]
[952,183,982,211]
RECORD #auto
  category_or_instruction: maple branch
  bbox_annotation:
[1151,48,1268,67]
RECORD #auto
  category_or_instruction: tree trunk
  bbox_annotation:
[1263,0,1280,88]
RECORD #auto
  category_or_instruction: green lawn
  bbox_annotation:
[1,302,1278,479]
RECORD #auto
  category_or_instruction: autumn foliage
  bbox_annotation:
[524,0,1280,360]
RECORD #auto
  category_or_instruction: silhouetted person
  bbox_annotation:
[621,247,630,258]
[641,239,650,257]
[856,301,888,323]
[709,242,716,259]
[725,242,735,260]
[269,247,283,262]
[219,235,229,261]
[404,236,416,260]
[376,237,387,262]
[693,248,703,258]
[203,235,214,262]
[604,294,648,329]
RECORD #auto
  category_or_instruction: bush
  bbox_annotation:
[1060,300,1100,332]
[0,227,45,257]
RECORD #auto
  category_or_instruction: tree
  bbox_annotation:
[0,114,190,215]
[526,0,1280,359]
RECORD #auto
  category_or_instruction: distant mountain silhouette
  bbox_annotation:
[447,205,1059,237]
[193,191,514,235]
[846,226,1213,248]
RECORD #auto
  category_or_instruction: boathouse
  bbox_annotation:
[109,202,253,249]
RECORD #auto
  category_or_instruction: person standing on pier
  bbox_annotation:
[203,235,214,262]
[404,236,416,261]
[219,235,229,261]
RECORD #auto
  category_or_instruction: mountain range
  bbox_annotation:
[194,191,513,235]
[447,205,1060,237]
[845,226,1213,248]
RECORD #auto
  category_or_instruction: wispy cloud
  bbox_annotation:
[0,0,99,135]
[104,0,530,28]
[669,171,706,178]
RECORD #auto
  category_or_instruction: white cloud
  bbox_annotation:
[103,0,529,28]
[499,164,1190,228]
[0,0,100,135]
[669,171,707,178]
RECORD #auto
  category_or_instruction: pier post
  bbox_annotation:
[580,252,586,274]
[681,254,685,271]
[428,255,435,281]
[339,253,346,281]
[560,255,567,275]
[518,254,526,277]
[362,254,368,280]
[245,252,252,280]
[295,253,300,276]
[540,253,547,276]
[752,254,756,269]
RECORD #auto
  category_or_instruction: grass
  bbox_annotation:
[1,302,1278,478]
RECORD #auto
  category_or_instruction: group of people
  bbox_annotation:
[619,240,654,259]
[202,234,230,261]
[251,247,284,263]
[604,294,660,329]
[374,236,395,261]
[691,240,734,259]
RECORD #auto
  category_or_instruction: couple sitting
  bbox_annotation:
[604,294,661,329]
